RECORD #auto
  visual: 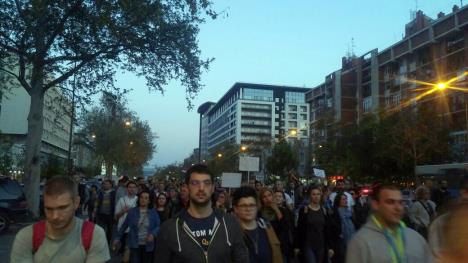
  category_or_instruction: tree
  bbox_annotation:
[0,0,215,216]
[386,105,451,184]
[315,106,452,184]
[207,143,241,177]
[80,93,155,178]
[266,140,298,180]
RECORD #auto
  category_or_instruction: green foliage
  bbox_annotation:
[80,93,155,177]
[207,143,241,177]
[266,140,298,180]
[153,163,185,181]
[41,155,66,180]
[0,0,215,215]
[316,106,452,184]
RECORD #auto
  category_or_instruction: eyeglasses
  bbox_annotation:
[236,204,257,209]
[189,179,212,187]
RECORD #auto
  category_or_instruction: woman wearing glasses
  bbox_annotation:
[233,186,283,263]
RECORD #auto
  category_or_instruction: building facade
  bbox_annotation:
[308,4,468,165]
[0,85,72,170]
[198,83,311,176]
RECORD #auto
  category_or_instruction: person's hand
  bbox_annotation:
[112,240,120,251]
[147,234,154,242]
[328,249,334,258]
[123,206,130,213]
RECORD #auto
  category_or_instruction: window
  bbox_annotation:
[285,92,305,103]
[300,114,307,120]
[288,113,297,119]
[288,105,297,111]
[300,106,307,112]
[242,88,273,102]
[288,121,297,127]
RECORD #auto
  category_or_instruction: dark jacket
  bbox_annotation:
[115,207,160,251]
[243,218,283,263]
[154,209,249,263]
[96,190,116,216]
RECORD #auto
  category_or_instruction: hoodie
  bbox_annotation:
[345,217,432,263]
[154,209,248,263]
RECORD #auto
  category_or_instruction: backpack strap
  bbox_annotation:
[32,220,95,254]
[32,220,46,254]
[81,220,95,252]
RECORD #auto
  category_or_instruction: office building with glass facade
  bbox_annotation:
[197,83,311,175]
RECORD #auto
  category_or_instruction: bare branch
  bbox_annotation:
[14,0,27,22]
[40,1,83,57]
[0,42,21,54]
[0,67,19,78]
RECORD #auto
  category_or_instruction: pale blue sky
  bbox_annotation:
[115,0,464,167]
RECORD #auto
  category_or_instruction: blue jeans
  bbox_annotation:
[304,246,325,263]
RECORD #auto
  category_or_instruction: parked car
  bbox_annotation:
[0,177,29,234]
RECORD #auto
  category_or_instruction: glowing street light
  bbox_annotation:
[437,82,447,90]
[217,153,223,158]
[289,130,297,136]
[129,141,134,146]
[241,146,248,151]
[91,134,96,139]
[125,120,131,127]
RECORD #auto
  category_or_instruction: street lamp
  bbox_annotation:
[241,145,248,152]
[217,153,223,158]
[125,120,131,127]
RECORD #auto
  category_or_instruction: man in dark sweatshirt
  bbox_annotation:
[346,184,432,263]
[154,164,248,263]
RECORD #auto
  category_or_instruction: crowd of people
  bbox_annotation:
[9,164,468,263]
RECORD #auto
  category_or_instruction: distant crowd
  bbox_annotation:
[9,164,468,263]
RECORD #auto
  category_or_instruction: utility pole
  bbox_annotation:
[67,70,76,176]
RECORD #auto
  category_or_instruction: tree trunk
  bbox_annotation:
[105,162,113,179]
[23,85,45,218]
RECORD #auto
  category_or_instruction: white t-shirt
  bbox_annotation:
[115,195,138,231]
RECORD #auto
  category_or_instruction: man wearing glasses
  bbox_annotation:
[154,164,248,263]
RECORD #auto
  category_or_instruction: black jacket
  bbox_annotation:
[154,209,249,263]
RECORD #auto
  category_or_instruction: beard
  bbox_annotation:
[189,192,212,207]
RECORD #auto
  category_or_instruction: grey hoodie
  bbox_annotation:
[153,209,248,263]
[345,217,432,263]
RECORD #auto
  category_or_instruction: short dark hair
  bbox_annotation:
[371,184,400,201]
[232,186,257,206]
[103,179,112,185]
[185,164,214,184]
[126,181,137,188]
[44,176,78,198]
[307,184,322,196]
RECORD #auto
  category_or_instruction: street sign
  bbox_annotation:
[221,173,242,188]
[313,168,326,178]
[239,156,259,172]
